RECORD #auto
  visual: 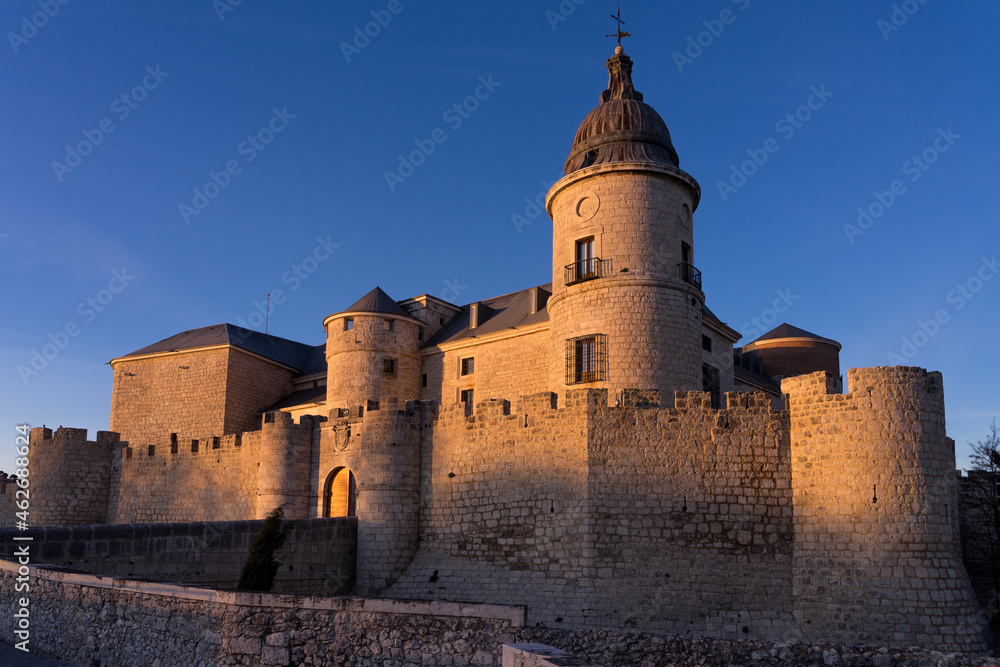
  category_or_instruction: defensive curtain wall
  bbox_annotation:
[0,367,991,652]
[352,367,989,651]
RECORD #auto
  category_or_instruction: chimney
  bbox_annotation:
[469,302,479,329]
[529,288,538,315]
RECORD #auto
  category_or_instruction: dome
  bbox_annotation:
[565,47,679,175]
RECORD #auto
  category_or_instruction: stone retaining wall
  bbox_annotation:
[0,517,356,595]
[0,560,525,666]
[1,561,997,667]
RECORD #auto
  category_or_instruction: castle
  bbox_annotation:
[4,45,991,652]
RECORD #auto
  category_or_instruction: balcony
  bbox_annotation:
[565,257,611,286]
[677,263,702,290]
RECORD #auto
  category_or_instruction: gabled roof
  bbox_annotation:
[119,324,318,374]
[425,283,552,347]
[342,287,412,319]
[751,323,826,344]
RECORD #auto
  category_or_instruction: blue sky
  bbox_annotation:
[1,1,997,473]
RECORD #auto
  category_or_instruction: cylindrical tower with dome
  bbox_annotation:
[546,46,704,400]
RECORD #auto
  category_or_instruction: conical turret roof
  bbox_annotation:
[342,286,411,318]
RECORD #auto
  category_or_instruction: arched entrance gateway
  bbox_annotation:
[322,467,356,518]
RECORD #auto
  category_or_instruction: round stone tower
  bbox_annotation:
[323,286,422,413]
[546,46,704,399]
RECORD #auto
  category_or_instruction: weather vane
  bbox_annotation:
[606,3,632,48]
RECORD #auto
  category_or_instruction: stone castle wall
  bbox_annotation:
[380,369,990,651]
[784,368,991,652]
[110,412,317,524]
[585,389,793,637]
[4,363,990,652]
[387,387,798,640]
[0,478,17,528]
[0,517,356,594]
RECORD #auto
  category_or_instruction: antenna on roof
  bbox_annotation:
[265,293,270,334]
[606,2,632,48]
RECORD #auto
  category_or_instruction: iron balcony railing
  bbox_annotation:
[677,263,702,290]
[565,257,611,285]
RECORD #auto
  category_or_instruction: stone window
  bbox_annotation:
[384,319,394,332]
[344,318,354,331]
[460,388,474,405]
[702,363,721,409]
[422,374,428,388]
[566,334,607,384]
[383,358,396,374]
[461,357,475,376]
[702,335,712,352]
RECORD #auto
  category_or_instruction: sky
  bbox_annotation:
[0,1,997,473]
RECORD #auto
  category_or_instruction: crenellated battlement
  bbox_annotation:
[30,426,120,449]
[428,387,784,431]
[116,411,321,465]
[783,366,944,409]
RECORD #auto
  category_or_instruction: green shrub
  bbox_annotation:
[238,505,289,591]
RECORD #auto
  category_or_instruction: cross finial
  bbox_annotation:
[606,3,632,49]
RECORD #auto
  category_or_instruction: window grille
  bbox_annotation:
[565,334,607,385]
[461,357,475,375]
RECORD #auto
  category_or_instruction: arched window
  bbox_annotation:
[323,467,357,518]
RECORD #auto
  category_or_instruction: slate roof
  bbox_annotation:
[299,345,327,376]
[425,284,552,347]
[734,364,781,393]
[751,323,826,344]
[264,384,327,411]
[120,324,319,374]
[342,287,412,319]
